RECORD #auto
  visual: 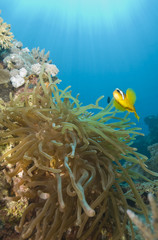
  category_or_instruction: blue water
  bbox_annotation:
[1,0,158,134]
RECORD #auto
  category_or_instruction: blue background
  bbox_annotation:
[1,0,158,133]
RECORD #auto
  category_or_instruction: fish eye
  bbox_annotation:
[116,88,121,93]
[115,88,125,100]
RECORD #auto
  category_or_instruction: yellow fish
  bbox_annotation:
[113,88,140,121]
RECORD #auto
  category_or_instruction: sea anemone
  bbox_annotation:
[0,71,156,240]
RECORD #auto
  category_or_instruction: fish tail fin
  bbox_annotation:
[134,112,140,121]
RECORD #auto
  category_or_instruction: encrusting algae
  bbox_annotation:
[0,69,158,240]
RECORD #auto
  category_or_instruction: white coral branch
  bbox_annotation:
[127,193,158,240]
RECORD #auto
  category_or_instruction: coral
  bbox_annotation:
[21,47,30,53]
[0,164,8,200]
[3,44,37,74]
[0,194,25,240]
[0,14,58,89]
[2,42,59,88]
[31,47,52,64]
[31,62,59,76]
[19,67,27,77]
[0,71,157,239]
[10,74,25,88]
[133,114,158,158]
[148,143,158,161]
[2,47,37,88]
[4,198,28,221]
[0,11,14,49]
[144,115,158,143]
[127,193,158,240]
[132,143,158,182]
[0,82,13,102]
[44,62,59,76]
[9,67,27,88]
[31,63,42,75]
[0,69,10,84]
[146,143,158,177]
[13,40,23,49]
[0,147,21,240]
[10,67,27,79]
[0,61,5,69]
[4,53,27,70]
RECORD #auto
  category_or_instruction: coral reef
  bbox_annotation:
[0,144,21,240]
[0,84,13,102]
[0,28,59,88]
[0,68,10,84]
[0,11,14,50]
[133,114,158,158]
[2,44,59,88]
[0,69,157,240]
[131,142,158,182]
[31,62,59,76]
[145,143,158,178]
[144,115,158,144]
[0,172,26,240]
[127,193,158,240]
[31,47,52,64]
[148,143,158,163]
[130,114,158,182]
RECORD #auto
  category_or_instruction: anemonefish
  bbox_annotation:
[113,88,140,121]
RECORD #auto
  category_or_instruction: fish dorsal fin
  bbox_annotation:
[126,88,136,105]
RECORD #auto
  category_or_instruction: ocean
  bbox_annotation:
[1,0,158,135]
[1,1,158,239]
